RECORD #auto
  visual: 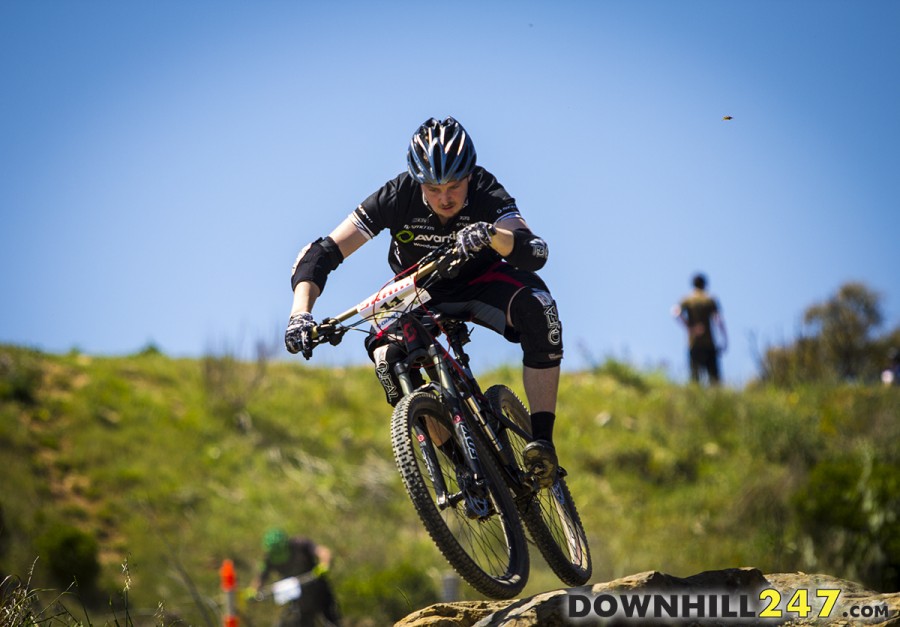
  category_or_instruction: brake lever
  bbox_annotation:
[313,318,346,347]
[436,246,465,279]
[312,318,334,342]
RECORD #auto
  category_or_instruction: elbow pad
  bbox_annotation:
[504,229,549,272]
[291,236,344,292]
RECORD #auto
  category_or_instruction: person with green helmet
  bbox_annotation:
[249,528,341,626]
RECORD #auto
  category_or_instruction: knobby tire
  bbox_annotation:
[391,390,529,599]
[486,385,593,586]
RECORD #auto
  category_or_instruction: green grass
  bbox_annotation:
[1,345,898,625]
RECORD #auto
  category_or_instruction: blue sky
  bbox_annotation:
[2,0,898,386]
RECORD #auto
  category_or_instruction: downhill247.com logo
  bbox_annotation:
[565,588,891,623]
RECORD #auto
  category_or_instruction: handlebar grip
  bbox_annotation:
[310,318,343,347]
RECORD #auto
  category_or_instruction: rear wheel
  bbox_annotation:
[391,390,529,599]
[486,385,592,586]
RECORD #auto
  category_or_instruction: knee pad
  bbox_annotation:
[509,288,563,369]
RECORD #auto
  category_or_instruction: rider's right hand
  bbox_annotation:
[455,221,496,258]
[285,312,316,358]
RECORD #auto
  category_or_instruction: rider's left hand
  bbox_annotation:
[456,222,497,257]
[285,312,316,358]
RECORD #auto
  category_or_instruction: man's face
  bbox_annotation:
[421,176,469,221]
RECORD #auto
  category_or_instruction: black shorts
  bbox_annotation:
[364,261,550,354]
[429,261,550,342]
[689,346,720,382]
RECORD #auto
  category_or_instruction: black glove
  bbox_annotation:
[285,312,316,358]
[456,222,496,258]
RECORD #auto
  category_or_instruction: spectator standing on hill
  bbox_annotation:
[249,528,342,627]
[672,273,728,385]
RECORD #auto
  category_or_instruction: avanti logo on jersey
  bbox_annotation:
[397,233,456,245]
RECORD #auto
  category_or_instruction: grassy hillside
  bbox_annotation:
[1,344,898,626]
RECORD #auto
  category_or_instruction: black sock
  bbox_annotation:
[530,411,555,443]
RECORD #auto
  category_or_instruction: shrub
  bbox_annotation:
[35,524,100,592]
[202,341,271,428]
[135,342,163,357]
[0,503,9,558]
[758,282,899,385]
[793,456,900,591]
[338,561,439,622]
[0,348,43,405]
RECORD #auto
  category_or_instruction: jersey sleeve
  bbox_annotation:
[351,174,405,240]
[473,167,521,224]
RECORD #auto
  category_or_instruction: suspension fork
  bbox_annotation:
[427,341,523,496]
[394,358,421,397]
[441,344,518,466]
[438,345,528,492]
[393,348,455,504]
[422,344,483,478]
[399,345,481,510]
[410,419,453,507]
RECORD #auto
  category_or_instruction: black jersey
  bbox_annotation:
[679,291,721,350]
[259,537,318,582]
[351,166,521,288]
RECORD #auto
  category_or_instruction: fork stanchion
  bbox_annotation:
[219,559,239,627]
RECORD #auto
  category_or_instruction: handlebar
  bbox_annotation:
[307,243,466,351]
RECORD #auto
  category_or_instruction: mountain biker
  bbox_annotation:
[249,528,341,627]
[672,273,728,385]
[284,116,562,487]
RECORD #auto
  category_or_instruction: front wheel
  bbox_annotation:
[486,385,593,586]
[391,390,529,599]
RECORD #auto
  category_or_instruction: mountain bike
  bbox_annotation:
[306,243,592,599]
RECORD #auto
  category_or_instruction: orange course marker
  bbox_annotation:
[220,559,239,627]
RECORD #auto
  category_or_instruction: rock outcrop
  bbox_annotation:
[396,568,899,626]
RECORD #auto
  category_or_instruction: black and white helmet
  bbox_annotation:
[407,117,477,185]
